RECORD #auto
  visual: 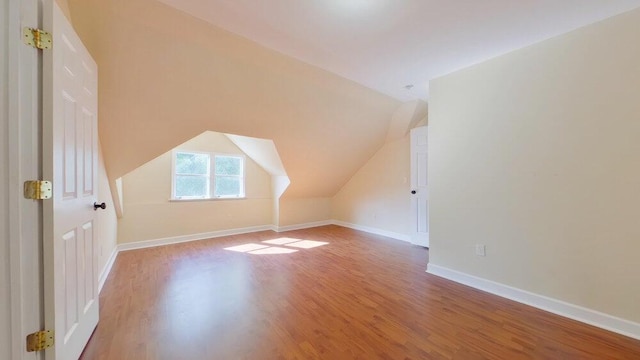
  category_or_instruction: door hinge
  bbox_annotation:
[24,180,52,200]
[26,330,54,352]
[23,27,52,50]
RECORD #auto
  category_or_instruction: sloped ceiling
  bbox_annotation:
[67,0,400,198]
[154,0,640,100]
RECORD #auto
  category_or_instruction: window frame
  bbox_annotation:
[171,150,246,201]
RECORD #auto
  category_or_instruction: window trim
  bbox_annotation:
[171,150,246,201]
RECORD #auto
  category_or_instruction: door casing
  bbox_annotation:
[5,0,45,359]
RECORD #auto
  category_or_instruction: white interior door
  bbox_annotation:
[410,126,429,247]
[43,2,99,358]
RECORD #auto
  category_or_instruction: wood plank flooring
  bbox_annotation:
[80,225,640,359]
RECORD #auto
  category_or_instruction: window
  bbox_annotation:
[214,155,244,197]
[172,151,245,199]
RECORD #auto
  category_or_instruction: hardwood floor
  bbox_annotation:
[80,225,640,359]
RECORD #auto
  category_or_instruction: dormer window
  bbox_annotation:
[172,151,245,200]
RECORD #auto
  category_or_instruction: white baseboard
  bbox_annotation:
[332,220,411,243]
[276,220,333,232]
[98,247,118,293]
[97,224,640,341]
[426,264,640,341]
[97,223,323,293]
[115,220,410,254]
[118,225,274,252]
[97,220,410,296]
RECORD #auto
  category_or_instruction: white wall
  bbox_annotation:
[279,197,332,227]
[429,8,640,323]
[332,136,411,238]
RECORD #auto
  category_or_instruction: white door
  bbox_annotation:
[43,2,99,359]
[410,126,429,247]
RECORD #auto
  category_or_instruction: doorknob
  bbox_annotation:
[93,202,106,210]
[411,190,417,194]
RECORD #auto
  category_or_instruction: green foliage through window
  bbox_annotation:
[215,156,242,176]
[214,156,244,197]
[173,152,244,199]
[175,175,209,198]
[176,152,209,175]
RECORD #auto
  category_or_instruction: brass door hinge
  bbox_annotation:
[26,330,54,352]
[23,27,52,50]
[24,180,52,200]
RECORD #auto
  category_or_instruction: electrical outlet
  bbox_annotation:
[475,244,486,257]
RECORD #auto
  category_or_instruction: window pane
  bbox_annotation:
[215,176,241,197]
[215,156,242,176]
[175,175,209,197]
[176,152,209,175]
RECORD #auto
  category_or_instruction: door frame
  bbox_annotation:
[5,0,45,358]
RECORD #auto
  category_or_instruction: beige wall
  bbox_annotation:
[278,197,332,227]
[96,146,118,272]
[67,0,400,199]
[429,8,640,323]
[118,131,272,243]
[332,135,411,237]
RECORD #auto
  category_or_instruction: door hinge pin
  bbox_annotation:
[23,27,52,50]
[24,180,52,200]
[26,330,55,352]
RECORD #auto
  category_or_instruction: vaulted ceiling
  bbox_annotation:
[67,0,400,198]
[154,0,640,100]
[66,0,640,200]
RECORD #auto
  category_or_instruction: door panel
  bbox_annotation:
[43,1,99,358]
[62,93,77,197]
[83,110,95,195]
[82,221,96,311]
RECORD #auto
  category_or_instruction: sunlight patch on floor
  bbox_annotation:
[224,238,330,255]
[224,243,269,252]
[283,240,329,249]
[262,238,301,245]
[249,247,298,255]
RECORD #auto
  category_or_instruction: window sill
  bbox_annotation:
[169,197,246,203]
